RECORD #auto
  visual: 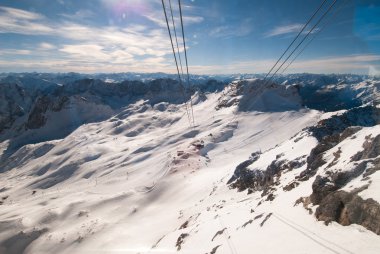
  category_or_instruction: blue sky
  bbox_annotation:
[0,0,379,74]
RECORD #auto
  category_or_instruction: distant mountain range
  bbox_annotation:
[1,73,378,138]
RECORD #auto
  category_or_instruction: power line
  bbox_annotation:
[265,0,338,84]
[168,0,184,78]
[263,0,329,82]
[168,0,193,125]
[281,0,349,74]
[178,0,195,126]
[161,0,192,126]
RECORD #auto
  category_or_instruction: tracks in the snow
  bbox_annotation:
[272,212,354,254]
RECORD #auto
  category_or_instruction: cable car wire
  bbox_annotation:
[263,0,329,82]
[168,0,185,78]
[161,0,192,126]
[281,0,348,74]
[265,0,338,84]
[178,0,195,126]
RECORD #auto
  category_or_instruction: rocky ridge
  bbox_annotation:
[228,105,380,235]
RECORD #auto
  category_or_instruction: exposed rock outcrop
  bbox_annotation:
[308,106,380,142]
[315,190,380,235]
[0,83,30,133]
[228,152,306,195]
[228,104,380,235]
[308,133,380,235]
[25,96,50,129]
[26,96,69,129]
[298,106,380,182]
[216,79,302,112]
[175,233,189,251]
[227,151,261,186]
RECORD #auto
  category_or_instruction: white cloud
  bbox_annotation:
[369,65,380,76]
[0,6,173,56]
[209,26,230,38]
[0,6,43,20]
[188,54,380,75]
[59,44,135,64]
[1,54,379,75]
[0,58,172,73]
[209,19,252,38]
[39,42,56,50]
[283,54,380,74]
[265,23,304,38]
[143,4,204,28]
[0,5,378,75]
[0,6,53,34]
[183,15,204,24]
[165,14,203,26]
[59,9,95,20]
[60,44,107,58]
[55,23,173,58]
[190,59,273,74]
[142,56,167,64]
[0,5,204,73]
[209,25,251,38]
[0,6,176,70]
[0,49,32,55]
[143,11,166,27]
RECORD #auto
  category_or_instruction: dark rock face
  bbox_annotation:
[25,96,50,129]
[25,96,69,129]
[310,160,372,204]
[351,135,380,161]
[199,79,226,93]
[276,74,379,112]
[216,79,302,112]
[310,175,339,204]
[51,96,69,112]
[175,233,189,251]
[1,78,196,138]
[227,152,261,185]
[308,106,380,142]
[227,104,380,235]
[228,152,306,194]
[64,78,190,105]
[308,134,380,235]
[298,106,380,182]
[0,83,30,133]
[227,151,284,194]
[209,245,221,254]
[1,77,192,129]
[309,138,380,204]
[229,167,266,192]
[298,84,362,112]
[315,191,380,235]
[283,181,300,191]
[0,78,200,162]
[304,133,380,196]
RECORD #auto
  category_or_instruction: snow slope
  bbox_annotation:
[0,78,379,254]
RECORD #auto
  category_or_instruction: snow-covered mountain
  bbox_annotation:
[0,75,379,254]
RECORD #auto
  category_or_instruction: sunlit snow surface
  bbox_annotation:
[0,80,379,254]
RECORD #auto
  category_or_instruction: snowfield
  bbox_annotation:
[0,77,379,254]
